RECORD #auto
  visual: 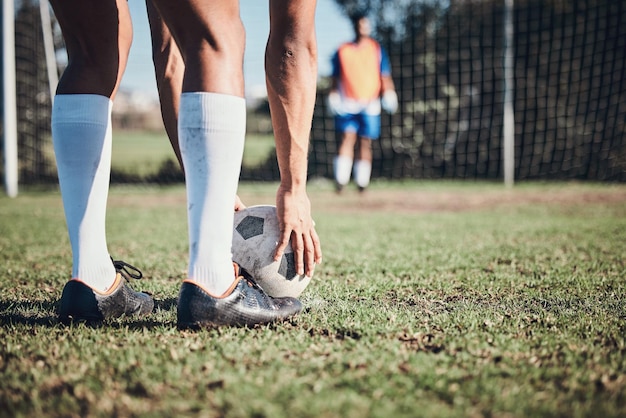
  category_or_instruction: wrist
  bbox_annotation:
[279,176,307,194]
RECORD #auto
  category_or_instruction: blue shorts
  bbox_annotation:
[335,112,381,139]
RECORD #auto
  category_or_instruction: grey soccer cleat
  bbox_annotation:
[177,263,302,329]
[58,259,154,322]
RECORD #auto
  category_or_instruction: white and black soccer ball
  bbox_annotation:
[232,205,312,298]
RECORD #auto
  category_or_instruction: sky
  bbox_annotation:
[122,0,353,101]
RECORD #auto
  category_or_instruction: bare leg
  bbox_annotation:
[50,0,133,286]
[51,0,131,99]
[145,0,306,328]
[338,131,358,158]
[52,0,153,321]
[151,0,246,295]
[146,0,184,168]
[151,0,244,95]
[334,131,357,190]
[354,136,373,191]
[357,136,373,162]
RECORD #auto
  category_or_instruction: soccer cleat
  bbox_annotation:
[58,259,154,322]
[177,263,302,329]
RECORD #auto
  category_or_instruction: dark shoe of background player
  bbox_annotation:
[58,259,154,323]
[177,263,302,329]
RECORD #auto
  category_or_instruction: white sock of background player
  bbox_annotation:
[334,155,353,187]
[353,159,372,190]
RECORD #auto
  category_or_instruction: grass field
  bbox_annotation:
[1,181,625,417]
[112,131,276,177]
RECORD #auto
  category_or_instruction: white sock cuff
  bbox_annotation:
[52,94,112,126]
[334,155,353,185]
[335,155,353,164]
[354,159,372,187]
[179,92,246,133]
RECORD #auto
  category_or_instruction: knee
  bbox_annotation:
[180,19,245,71]
[63,43,129,95]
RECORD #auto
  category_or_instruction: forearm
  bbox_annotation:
[381,74,398,113]
[265,0,322,275]
[265,12,317,191]
[382,74,395,93]
[266,52,317,190]
[330,76,339,93]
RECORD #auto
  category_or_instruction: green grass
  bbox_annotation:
[112,131,276,177]
[1,181,625,417]
[112,131,174,176]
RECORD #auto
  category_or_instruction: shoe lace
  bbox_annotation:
[112,259,143,280]
[238,266,259,288]
[237,265,275,303]
[237,265,265,290]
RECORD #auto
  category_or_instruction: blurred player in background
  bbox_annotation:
[328,13,398,193]
[50,0,322,328]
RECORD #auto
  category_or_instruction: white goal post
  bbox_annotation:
[3,0,18,198]
[3,0,58,197]
[503,0,515,187]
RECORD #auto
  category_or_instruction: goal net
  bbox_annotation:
[2,0,625,188]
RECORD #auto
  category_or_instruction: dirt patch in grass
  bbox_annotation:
[310,184,626,214]
[106,183,626,214]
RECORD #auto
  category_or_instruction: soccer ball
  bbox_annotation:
[232,205,312,298]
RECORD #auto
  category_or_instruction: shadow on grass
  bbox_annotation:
[0,298,178,329]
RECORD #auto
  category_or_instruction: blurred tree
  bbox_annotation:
[332,0,448,43]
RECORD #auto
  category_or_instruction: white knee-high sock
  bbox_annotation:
[179,92,246,296]
[52,94,116,292]
[353,159,372,189]
[334,155,353,186]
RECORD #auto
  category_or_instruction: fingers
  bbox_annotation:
[311,225,323,266]
[234,195,246,211]
[274,228,291,265]
[293,230,306,276]
[303,228,320,277]
[274,189,322,277]
[273,221,322,278]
